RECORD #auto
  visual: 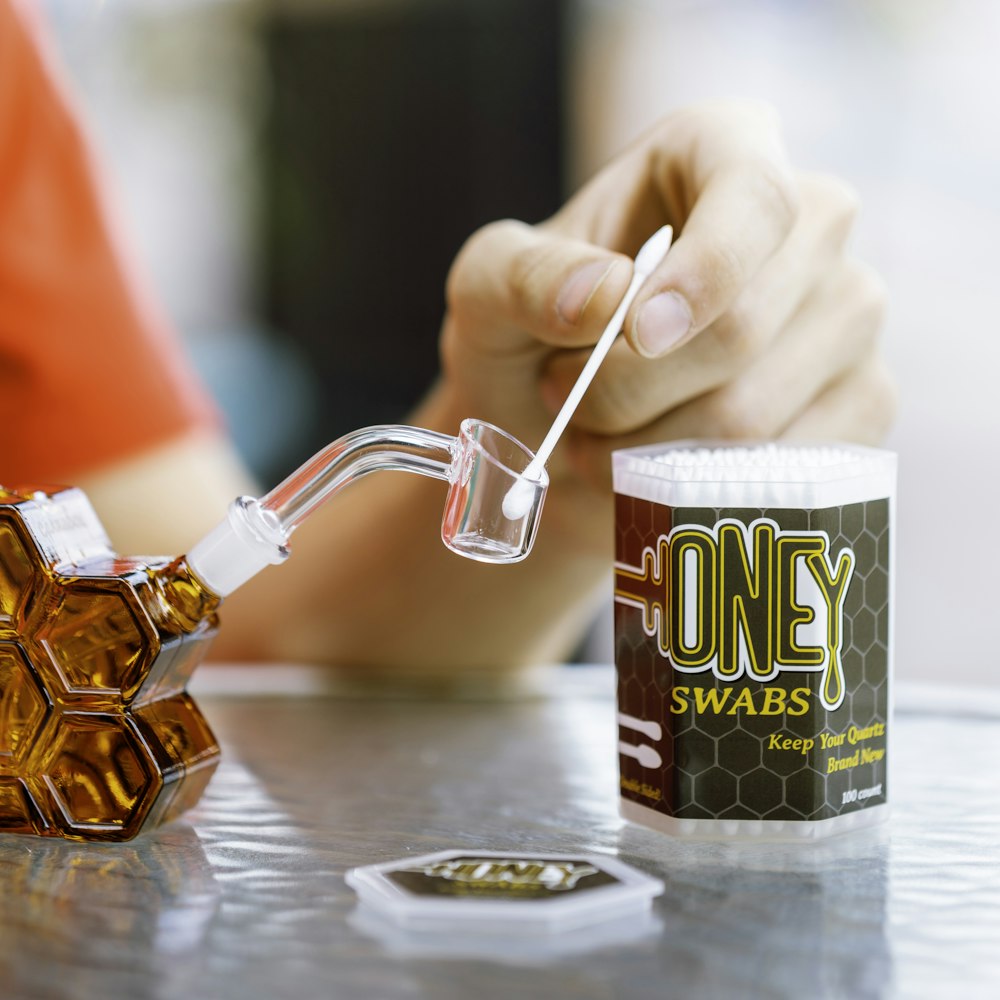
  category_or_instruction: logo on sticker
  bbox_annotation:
[386,857,616,898]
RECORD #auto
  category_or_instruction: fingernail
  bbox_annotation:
[636,292,693,357]
[556,260,615,324]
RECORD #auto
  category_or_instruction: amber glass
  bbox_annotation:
[0,487,222,842]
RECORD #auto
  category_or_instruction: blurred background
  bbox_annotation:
[40,0,999,686]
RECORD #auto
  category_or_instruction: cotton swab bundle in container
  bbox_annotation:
[612,441,896,841]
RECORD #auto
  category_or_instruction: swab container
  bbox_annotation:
[612,441,896,840]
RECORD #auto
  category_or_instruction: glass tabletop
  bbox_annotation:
[0,667,997,999]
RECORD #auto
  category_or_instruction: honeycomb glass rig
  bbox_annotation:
[0,419,547,842]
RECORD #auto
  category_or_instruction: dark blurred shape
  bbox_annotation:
[259,0,566,476]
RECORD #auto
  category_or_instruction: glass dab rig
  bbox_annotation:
[0,419,547,842]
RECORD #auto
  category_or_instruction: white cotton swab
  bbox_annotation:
[502,225,674,521]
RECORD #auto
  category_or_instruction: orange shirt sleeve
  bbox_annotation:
[0,0,220,485]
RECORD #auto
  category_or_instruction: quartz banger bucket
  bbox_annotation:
[0,419,547,842]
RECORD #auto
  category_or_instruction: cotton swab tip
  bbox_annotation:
[501,475,540,521]
[633,225,673,277]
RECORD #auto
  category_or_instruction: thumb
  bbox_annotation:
[445,219,633,355]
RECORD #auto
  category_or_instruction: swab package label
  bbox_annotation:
[612,443,896,839]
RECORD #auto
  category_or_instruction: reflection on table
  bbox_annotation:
[0,667,998,999]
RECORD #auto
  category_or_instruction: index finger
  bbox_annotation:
[615,103,801,358]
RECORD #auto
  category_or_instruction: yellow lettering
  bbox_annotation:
[727,687,757,715]
[787,687,812,716]
[760,687,787,715]
[806,548,855,710]
[670,531,717,667]
[693,687,731,713]
[847,722,886,744]
[826,750,861,773]
[776,535,826,667]
[718,522,775,679]
[766,732,815,754]
[615,517,858,715]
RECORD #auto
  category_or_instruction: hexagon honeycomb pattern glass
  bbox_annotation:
[0,487,220,842]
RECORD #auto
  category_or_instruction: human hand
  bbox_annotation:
[439,100,894,548]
